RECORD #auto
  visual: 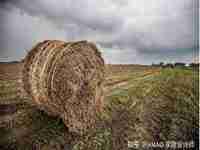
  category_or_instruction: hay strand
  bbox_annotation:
[22,40,105,134]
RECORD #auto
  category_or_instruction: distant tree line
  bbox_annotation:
[152,62,199,69]
[0,61,20,64]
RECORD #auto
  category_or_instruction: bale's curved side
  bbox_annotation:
[22,40,105,134]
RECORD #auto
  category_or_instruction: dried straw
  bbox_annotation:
[22,40,105,134]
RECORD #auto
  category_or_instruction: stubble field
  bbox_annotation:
[0,62,198,150]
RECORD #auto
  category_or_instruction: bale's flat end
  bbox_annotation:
[22,40,105,134]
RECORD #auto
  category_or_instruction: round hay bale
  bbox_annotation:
[22,40,105,134]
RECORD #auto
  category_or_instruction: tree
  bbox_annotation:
[174,62,186,68]
[159,62,164,67]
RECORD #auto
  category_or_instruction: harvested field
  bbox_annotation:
[0,62,199,150]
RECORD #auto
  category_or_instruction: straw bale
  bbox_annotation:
[22,40,105,134]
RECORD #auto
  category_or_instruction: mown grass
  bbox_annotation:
[0,68,198,150]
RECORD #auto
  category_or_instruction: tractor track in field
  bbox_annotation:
[104,69,160,95]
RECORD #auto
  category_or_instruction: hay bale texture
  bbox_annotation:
[22,40,105,134]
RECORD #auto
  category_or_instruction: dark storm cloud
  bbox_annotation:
[3,0,123,32]
[0,0,198,64]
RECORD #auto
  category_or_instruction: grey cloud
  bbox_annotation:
[0,0,198,64]
[4,0,123,32]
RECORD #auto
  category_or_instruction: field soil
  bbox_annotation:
[0,62,199,150]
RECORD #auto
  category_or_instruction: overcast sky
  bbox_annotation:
[0,0,198,64]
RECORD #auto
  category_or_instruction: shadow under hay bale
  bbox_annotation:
[0,104,80,150]
[22,40,105,134]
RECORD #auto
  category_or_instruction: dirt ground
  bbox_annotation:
[0,62,198,150]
